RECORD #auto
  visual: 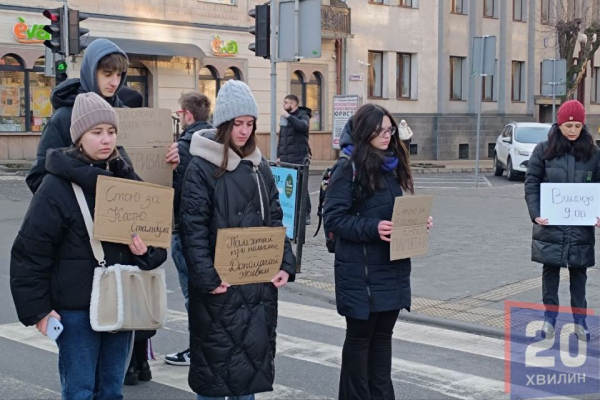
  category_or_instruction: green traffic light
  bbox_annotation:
[56,61,67,72]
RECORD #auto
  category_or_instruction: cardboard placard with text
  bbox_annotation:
[214,227,286,285]
[115,108,173,147]
[127,147,173,188]
[390,195,433,261]
[94,176,174,248]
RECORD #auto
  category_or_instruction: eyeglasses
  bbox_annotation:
[174,110,188,117]
[376,127,397,137]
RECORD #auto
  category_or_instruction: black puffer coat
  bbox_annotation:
[323,128,411,320]
[525,138,600,268]
[173,122,212,233]
[277,107,312,164]
[11,148,167,326]
[180,131,296,397]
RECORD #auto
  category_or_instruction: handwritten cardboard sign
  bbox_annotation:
[390,195,434,261]
[214,227,286,285]
[115,108,173,187]
[115,108,173,147]
[94,176,174,248]
[127,147,173,188]
[541,183,600,226]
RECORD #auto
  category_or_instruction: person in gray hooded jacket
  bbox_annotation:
[26,38,179,193]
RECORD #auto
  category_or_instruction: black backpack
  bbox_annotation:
[314,155,356,253]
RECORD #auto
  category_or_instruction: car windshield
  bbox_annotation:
[515,127,550,144]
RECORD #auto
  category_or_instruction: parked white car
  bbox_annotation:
[493,122,552,181]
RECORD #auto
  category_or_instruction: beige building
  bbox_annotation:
[0,0,351,161]
[344,0,600,160]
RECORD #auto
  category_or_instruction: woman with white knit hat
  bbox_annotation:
[10,92,167,399]
[180,80,296,400]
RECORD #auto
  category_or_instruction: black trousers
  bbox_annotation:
[339,310,400,400]
[542,265,588,319]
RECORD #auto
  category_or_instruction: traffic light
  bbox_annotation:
[248,4,270,59]
[42,8,65,54]
[55,58,68,85]
[68,9,89,56]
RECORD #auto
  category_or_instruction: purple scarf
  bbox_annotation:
[342,145,399,172]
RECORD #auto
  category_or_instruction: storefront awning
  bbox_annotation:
[86,37,205,58]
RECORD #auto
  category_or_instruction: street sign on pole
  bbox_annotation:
[269,0,277,161]
[278,0,321,62]
[471,36,496,188]
[541,59,567,125]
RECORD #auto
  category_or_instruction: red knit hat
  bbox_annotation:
[557,100,586,126]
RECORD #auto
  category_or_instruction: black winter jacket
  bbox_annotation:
[277,107,312,164]
[11,148,167,326]
[180,132,296,397]
[525,139,600,268]
[324,156,411,320]
[172,121,212,233]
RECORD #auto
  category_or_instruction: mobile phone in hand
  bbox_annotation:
[46,316,63,341]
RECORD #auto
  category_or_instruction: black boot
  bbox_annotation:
[134,340,152,382]
[123,351,138,386]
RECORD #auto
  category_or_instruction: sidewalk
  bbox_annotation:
[309,159,494,175]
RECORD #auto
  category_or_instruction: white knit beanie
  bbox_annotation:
[212,80,259,128]
[70,92,119,144]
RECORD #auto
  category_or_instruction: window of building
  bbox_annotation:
[368,51,383,98]
[514,0,526,21]
[541,0,551,24]
[126,66,149,107]
[0,55,53,133]
[450,56,465,100]
[459,144,469,159]
[370,0,384,4]
[452,0,465,14]
[592,67,600,103]
[409,144,418,155]
[512,61,525,102]
[482,74,494,101]
[400,0,415,7]
[200,0,236,5]
[198,66,219,115]
[487,143,495,158]
[396,53,412,99]
[484,0,497,18]
[290,71,322,131]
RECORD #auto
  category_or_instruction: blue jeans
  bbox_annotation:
[171,233,189,312]
[56,310,133,400]
[197,395,255,400]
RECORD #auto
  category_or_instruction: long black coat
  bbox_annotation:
[277,107,311,164]
[180,132,296,397]
[323,157,411,320]
[525,139,600,268]
[11,148,167,326]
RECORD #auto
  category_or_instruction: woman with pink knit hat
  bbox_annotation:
[525,99,600,342]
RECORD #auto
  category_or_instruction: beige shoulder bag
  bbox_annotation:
[72,182,167,332]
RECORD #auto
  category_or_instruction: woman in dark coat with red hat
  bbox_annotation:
[525,99,600,342]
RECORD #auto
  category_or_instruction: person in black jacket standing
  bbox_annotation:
[324,104,432,400]
[164,91,212,366]
[10,92,167,399]
[277,94,313,224]
[180,80,296,400]
[525,100,600,342]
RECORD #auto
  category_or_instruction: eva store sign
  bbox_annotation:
[13,17,50,44]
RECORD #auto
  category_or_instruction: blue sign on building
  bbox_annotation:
[270,166,298,239]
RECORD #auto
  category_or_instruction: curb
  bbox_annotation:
[309,167,494,175]
[285,282,505,339]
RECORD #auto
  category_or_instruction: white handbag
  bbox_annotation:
[72,182,167,332]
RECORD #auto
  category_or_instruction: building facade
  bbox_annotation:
[344,0,600,160]
[0,0,350,161]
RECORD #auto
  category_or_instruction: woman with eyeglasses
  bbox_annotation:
[324,104,432,399]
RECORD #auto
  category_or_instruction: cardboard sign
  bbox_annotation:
[127,147,173,188]
[115,108,173,147]
[214,227,286,285]
[94,176,174,248]
[541,183,600,226]
[390,195,434,260]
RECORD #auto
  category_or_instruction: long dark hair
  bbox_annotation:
[543,123,597,162]
[214,118,257,178]
[350,104,413,198]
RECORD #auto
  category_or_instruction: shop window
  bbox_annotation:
[222,67,241,85]
[0,55,53,133]
[290,70,322,131]
[199,66,219,115]
[126,66,149,107]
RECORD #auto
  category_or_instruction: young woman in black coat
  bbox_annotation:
[324,104,432,400]
[525,100,600,342]
[180,80,296,400]
[10,92,167,399]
